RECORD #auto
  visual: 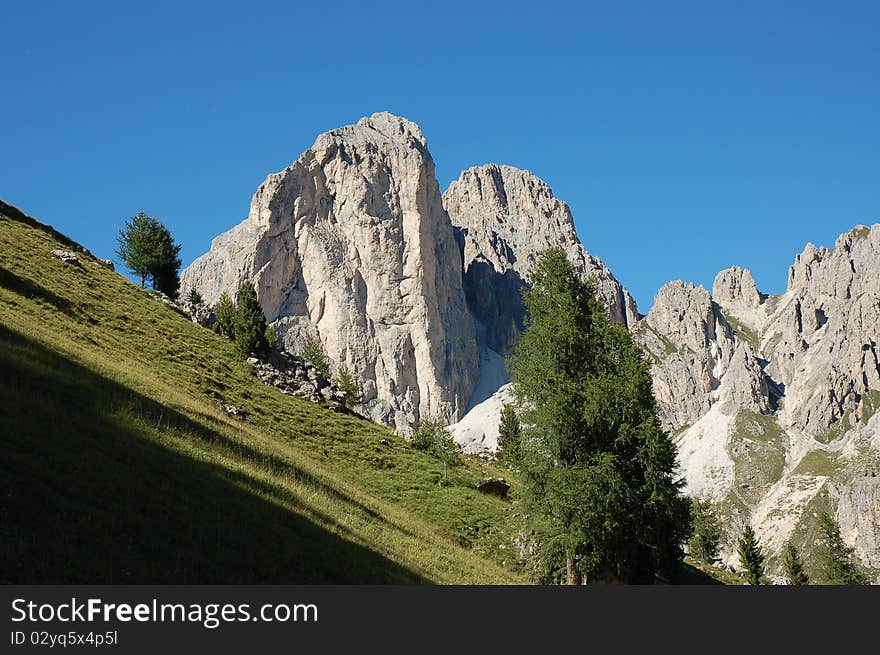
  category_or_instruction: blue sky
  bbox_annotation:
[2,1,878,311]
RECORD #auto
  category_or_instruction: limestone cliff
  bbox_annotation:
[444,164,638,356]
[636,226,880,576]
[182,112,478,430]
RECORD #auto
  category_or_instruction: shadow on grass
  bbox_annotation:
[176,406,387,525]
[0,324,425,584]
[0,266,74,315]
[671,562,724,585]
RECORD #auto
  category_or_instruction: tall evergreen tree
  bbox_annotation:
[231,282,272,356]
[497,403,522,465]
[185,287,204,306]
[433,424,459,483]
[817,511,869,585]
[737,525,765,585]
[782,540,809,586]
[508,247,689,584]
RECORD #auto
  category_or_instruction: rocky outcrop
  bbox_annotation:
[50,249,79,265]
[180,298,213,328]
[712,266,762,310]
[444,164,638,355]
[248,351,350,408]
[182,112,478,431]
[634,281,770,431]
[476,477,511,499]
[834,471,880,570]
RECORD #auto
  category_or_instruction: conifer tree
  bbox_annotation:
[213,292,236,339]
[411,417,459,481]
[336,365,362,408]
[688,498,722,564]
[116,211,157,288]
[231,282,271,356]
[737,525,765,585]
[817,511,869,585]
[433,425,459,483]
[185,287,204,306]
[116,211,181,296]
[264,325,279,350]
[782,540,809,586]
[497,403,522,465]
[508,247,689,584]
[149,224,182,298]
[301,336,331,379]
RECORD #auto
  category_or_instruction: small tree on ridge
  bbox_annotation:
[116,211,181,296]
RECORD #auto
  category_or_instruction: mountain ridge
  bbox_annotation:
[176,112,879,579]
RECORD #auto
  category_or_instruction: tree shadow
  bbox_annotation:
[671,562,724,585]
[0,325,426,584]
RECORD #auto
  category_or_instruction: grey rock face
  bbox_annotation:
[643,227,880,442]
[182,112,478,431]
[443,164,638,355]
[639,224,880,573]
[712,266,762,309]
[834,470,880,570]
[761,226,880,437]
[634,280,770,431]
[715,344,773,416]
[181,299,213,328]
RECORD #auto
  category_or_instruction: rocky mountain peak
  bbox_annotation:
[763,222,880,437]
[183,118,639,435]
[445,164,579,252]
[636,280,748,430]
[444,163,638,355]
[713,266,762,309]
[182,113,476,431]
[646,281,728,353]
[312,111,429,156]
[355,111,425,143]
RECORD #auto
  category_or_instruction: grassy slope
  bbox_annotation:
[0,202,734,585]
[0,202,524,584]
[676,557,747,585]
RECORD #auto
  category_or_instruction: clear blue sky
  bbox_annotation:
[2,1,878,311]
